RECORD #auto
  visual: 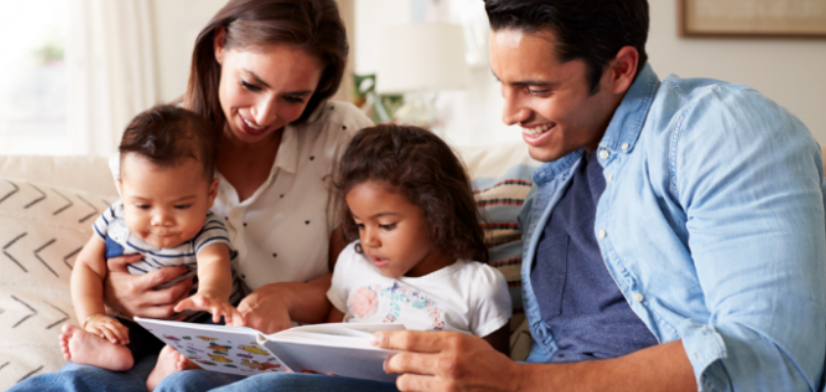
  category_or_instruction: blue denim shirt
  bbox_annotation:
[518,63,826,392]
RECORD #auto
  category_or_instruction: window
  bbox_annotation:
[0,1,71,155]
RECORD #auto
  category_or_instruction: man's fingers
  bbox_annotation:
[396,373,447,392]
[384,352,443,376]
[371,330,452,353]
[105,254,143,273]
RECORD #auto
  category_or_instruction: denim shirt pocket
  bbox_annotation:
[533,233,569,319]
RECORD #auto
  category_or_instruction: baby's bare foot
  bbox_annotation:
[60,324,133,371]
[146,345,199,392]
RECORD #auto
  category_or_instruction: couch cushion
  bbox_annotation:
[0,177,117,390]
[455,142,539,360]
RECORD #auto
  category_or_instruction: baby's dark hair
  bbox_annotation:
[334,124,488,264]
[119,105,219,180]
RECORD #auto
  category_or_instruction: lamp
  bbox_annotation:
[376,23,469,133]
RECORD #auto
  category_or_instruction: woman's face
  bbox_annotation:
[214,32,323,145]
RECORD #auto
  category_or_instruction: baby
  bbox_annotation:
[58,105,242,391]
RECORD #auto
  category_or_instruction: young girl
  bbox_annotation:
[327,124,512,353]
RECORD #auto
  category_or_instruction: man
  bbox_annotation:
[372,1,826,391]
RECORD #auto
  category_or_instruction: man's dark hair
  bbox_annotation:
[485,0,649,94]
[119,105,219,180]
[334,124,488,264]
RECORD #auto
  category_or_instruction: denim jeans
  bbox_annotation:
[153,370,399,392]
[7,354,157,392]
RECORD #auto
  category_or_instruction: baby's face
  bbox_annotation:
[117,153,218,249]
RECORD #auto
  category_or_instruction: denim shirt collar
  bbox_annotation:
[533,63,660,186]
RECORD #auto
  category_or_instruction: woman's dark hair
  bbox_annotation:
[120,105,219,180]
[184,0,348,131]
[334,125,488,264]
[485,0,649,94]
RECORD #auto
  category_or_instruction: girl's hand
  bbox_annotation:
[103,254,194,319]
[84,315,130,345]
[175,292,244,325]
[235,285,293,334]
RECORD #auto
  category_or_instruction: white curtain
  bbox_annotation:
[66,0,158,157]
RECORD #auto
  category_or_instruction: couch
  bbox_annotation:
[0,143,540,389]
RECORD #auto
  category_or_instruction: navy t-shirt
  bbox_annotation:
[530,150,658,363]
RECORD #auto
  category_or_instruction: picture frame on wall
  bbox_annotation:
[678,0,826,37]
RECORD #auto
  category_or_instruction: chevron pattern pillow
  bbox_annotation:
[0,177,117,390]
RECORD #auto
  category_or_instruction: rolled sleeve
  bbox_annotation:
[674,85,826,391]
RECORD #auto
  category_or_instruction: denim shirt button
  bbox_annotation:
[621,143,630,151]
[632,292,645,302]
[598,230,607,240]
[608,174,614,182]
[599,150,610,160]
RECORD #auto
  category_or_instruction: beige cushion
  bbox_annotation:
[0,177,118,389]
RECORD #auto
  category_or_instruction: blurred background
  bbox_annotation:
[0,0,824,156]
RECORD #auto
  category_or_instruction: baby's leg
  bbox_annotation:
[59,324,134,371]
[146,345,200,392]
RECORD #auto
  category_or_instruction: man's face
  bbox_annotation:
[489,29,619,162]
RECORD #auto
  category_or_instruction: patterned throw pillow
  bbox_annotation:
[456,143,539,361]
[0,177,117,390]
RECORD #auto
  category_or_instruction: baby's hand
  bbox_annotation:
[84,315,130,345]
[174,292,244,325]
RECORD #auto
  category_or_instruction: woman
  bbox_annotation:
[10,1,373,391]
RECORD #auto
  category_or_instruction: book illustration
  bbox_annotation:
[241,358,281,371]
[135,321,288,376]
[134,317,405,381]
[238,344,269,356]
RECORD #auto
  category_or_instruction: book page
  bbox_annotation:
[262,323,406,382]
[133,317,289,376]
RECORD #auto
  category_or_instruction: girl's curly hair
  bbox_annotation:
[334,124,488,264]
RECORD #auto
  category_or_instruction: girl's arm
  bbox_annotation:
[71,235,129,344]
[237,274,333,334]
[327,305,346,323]
[482,324,510,356]
[174,243,241,323]
[237,227,344,333]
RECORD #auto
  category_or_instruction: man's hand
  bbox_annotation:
[372,330,520,392]
[103,254,193,319]
[235,284,293,334]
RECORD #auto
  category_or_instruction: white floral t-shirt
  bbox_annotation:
[327,242,512,337]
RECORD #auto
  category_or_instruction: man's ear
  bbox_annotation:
[207,177,220,207]
[214,26,227,65]
[608,46,640,95]
[116,178,124,196]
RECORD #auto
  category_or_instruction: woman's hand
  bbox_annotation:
[103,254,194,319]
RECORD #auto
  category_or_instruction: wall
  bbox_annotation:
[354,0,826,146]
[150,0,355,104]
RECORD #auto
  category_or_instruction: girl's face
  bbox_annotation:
[214,29,323,145]
[346,180,453,278]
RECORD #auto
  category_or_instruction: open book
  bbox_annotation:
[133,317,405,382]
